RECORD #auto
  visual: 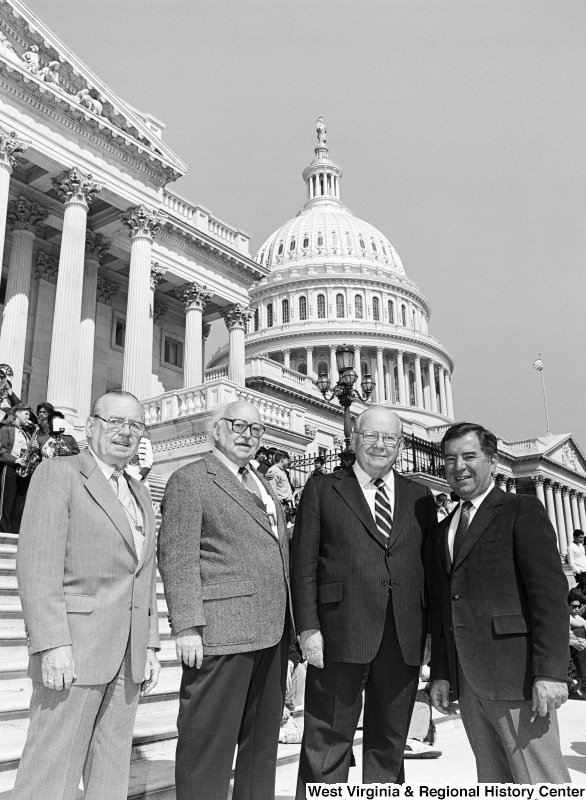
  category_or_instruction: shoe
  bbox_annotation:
[568,690,586,700]
[404,739,442,759]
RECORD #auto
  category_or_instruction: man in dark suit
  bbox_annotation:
[158,400,293,800]
[429,422,570,783]
[291,406,436,794]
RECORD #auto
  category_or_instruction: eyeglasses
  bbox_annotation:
[358,431,403,448]
[223,418,266,438]
[571,604,581,610]
[94,415,146,436]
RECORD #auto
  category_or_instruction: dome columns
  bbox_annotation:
[414,355,424,409]
[375,348,385,403]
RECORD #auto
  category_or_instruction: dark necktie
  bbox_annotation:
[452,500,473,560]
[111,468,144,560]
[238,467,267,513]
[374,478,393,539]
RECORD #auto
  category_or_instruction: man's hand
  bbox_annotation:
[430,679,456,715]
[175,626,203,669]
[299,629,324,668]
[41,645,76,691]
[141,649,161,697]
[531,678,568,722]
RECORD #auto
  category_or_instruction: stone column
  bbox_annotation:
[148,262,168,392]
[376,347,385,402]
[553,484,567,558]
[578,494,586,531]
[120,205,165,400]
[0,130,29,268]
[544,480,558,541]
[329,345,336,379]
[283,348,291,371]
[176,282,211,388]
[305,346,314,380]
[47,168,102,419]
[445,372,455,419]
[438,365,447,415]
[396,351,407,405]
[427,360,438,413]
[563,488,574,551]
[388,355,397,403]
[571,490,581,531]
[496,474,508,493]
[414,354,424,409]
[202,322,211,379]
[77,231,110,421]
[354,345,362,389]
[507,478,517,494]
[221,304,251,386]
[533,476,546,508]
[0,197,47,394]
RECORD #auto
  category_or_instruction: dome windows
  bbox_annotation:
[289,239,296,252]
[401,304,407,327]
[317,232,324,248]
[282,298,290,324]
[355,295,364,319]
[267,303,274,328]
[254,308,259,332]
[336,293,345,318]
[303,235,309,249]
[372,297,380,321]
[277,242,284,256]
[317,294,326,319]
[331,231,338,248]
[388,301,395,324]
[359,236,366,251]
[381,244,387,257]
[299,296,307,320]
[371,240,377,253]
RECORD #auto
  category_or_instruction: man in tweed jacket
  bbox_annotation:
[158,400,293,800]
[291,406,436,793]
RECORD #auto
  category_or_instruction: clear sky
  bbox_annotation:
[24,0,586,446]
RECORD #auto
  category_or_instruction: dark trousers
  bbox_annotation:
[176,637,288,800]
[296,602,419,797]
[0,464,30,533]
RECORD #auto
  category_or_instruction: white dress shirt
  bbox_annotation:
[88,447,143,529]
[447,482,495,559]
[213,448,278,538]
[352,462,395,535]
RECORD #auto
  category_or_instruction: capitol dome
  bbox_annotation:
[208,121,455,428]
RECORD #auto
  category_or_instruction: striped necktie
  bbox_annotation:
[238,466,267,513]
[111,468,144,560]
[374,478,393,539]
[452,500,473,561]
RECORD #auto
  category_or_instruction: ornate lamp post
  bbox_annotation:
[316,346,375,456]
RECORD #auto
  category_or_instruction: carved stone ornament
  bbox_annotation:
[175,282,211,311]
[21,45,40,74]
[202,322,212,341]
[121,205,166,240]
[35,251,59,284]
[7,196,48,233]
[150,263,168,291]
[0,129,30,170]
[52,167,102,207]
[152,297,167,323]
[85,230,110,263]
[96,277,118,306]
[74,88,103,117]
[305,425,317,439]
[561,442,580,472]
[220,304,253,331]
[37,61,61,89]
[0,31,23,67]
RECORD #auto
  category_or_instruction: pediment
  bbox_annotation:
[0,0,187,183]
[546,437,586,476]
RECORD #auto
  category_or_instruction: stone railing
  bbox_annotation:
[205,365,229,382]
[246,356,318,395]
[245,319,445,347]
[142,378,306,434]
[162,191,250,255]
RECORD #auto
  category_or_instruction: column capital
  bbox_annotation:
[282,348,291,355]
[202,322,212,341]
[121,204,166,240]
[0,129,29,171]
[96,276,118,306]
[150,262,168,291]
[569,488,578,498]
[437,364,445,373]
[35,251,59,284]
[85,230,110,263]
[414,353,421,362]
[52,167,102,207]
[562,486,570,498]
[7,196,48,233]
[153,297,167,322]
[376,346,384,354]
[397,349,405,357]
[553,482,563,494]
[532,475,545,486]
[329,344,337,353]
[508,478,516,490]
[175,282,211,311]
[305,345,314,353]
[220,303,252,331]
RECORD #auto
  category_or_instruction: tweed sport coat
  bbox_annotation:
[429,486,569,701]
[158,454,293,655]
[16,450,160,685]
[290,467,437,666]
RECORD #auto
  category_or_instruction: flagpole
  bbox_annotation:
[536,353,551,435]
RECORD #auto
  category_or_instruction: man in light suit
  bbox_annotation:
[14,391,160,800]
[158,400,293,800]
[291,406,436,794]
[430,422,570,783]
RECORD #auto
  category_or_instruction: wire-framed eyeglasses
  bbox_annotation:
[222,418,266,438]
[94,415,146,436]
[357,431,402,448]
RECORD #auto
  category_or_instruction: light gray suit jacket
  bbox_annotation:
[158,454,293,655]
[16,450,160,685]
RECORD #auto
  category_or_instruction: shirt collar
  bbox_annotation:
[461,481,495,511]
[353,461,395,494]
[88,446,118,481]
[212,447,242,476]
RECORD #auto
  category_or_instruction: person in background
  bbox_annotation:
[258,446,278,477]
[0,404,39,533]
[125,434,153,484]
[266,451,293,507]
[435,493,450,521]
[36,401,55,435]
[251,446,269,472]
[568,530,586,590]
[38,411,80,459]
[568,594,586,700]
[0,365,19,426]
[311,456,326,477]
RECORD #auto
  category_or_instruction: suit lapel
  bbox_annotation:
[207,456,275,538]
[453,486,503,570]
[439,509,457,572]
[250,463,286,540]
[127,475,154,569]
[333,469,387,549]
[387,472,411,549]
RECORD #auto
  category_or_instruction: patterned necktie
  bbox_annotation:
[452,500,473,561]
[111,468,144,560]
[374,478,393,539]
[238,467,267,513]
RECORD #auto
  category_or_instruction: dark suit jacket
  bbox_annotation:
[0,424,23,465]
[429,486,569,701]
[290,467,437,666]
[158,454,293,656]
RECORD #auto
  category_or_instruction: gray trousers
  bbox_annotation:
[12,645,141,800]
[458,666,571,784]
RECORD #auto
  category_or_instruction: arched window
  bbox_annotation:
[381,244,387,257]
[359,236,366,250]
[298,363,307,375]
[355,295,364,319]
[412,309,416,329]
[289,239,296,252]
[336,293,345,318]
[282,298,290,324]
[302,235,309,249]
[267,303,273,328]
[317,361,328,378]
[345,231,352,249]
[401,304,407,327]
[372,297,380,321]
[317,294,326,319]
[388,301,395,324]
[317,232,324,247]
[371,240,377,253]
[277,242,284,255]
[299,296,307,320]
[254,308,259,331]
[331,230,338,247]
[409,372,416,406]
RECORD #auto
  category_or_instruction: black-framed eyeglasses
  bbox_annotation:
[571,604,581,610]
[222,418,266,438]
[94,415,146,436]
[357,431,403,448]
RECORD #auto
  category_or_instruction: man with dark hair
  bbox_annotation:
[430,421,570,783]
[568,530,586,588]
[257,446,278,476]
[38,411,80,459]
[267,450,293,506]
[311,456,326,477]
